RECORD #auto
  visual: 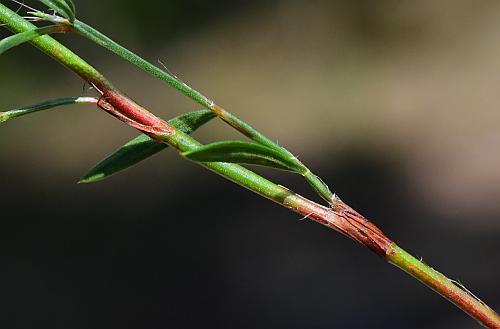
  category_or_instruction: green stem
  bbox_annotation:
[387,244,500,328]
[0,4,498,327]
[27,10,335,205]
[70,19,335,204]
[71,19,213,108]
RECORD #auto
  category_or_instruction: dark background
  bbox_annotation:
[1,1,499,328]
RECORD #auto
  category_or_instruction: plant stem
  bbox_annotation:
[388,244,500,328]
[70,18,336,204]
[0,3,498,327]
[27,12,335,204]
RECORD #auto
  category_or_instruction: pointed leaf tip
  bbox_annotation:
[79,109,215,183]
[78,134,165,183]
[0,97,94,124]
[78,173,105,184]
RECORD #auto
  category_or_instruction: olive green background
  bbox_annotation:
[1,1,499,328]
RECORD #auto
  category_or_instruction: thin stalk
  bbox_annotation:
[387,244,500,328]
[0,4,498,328]
[0,97,96,123]
[71,19,268,143]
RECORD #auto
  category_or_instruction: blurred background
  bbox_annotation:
[1,0,499,328]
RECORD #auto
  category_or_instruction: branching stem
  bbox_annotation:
[0,3,498,327]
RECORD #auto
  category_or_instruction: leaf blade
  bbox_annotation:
[0,25,65,55]
[0,97,96,123]
[78,135,165,183]
[182,140,306,173]
[79,109,215,183]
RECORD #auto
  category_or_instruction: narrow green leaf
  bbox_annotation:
[78,109,215,183]
[0,97,96,123]
[182,141,306,173]
[37,0,75,22]
[0,25,65,55]
[79,134,165,184]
